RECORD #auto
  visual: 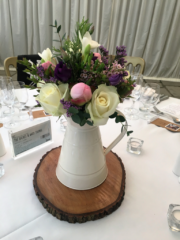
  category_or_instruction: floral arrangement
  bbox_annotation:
[19,19,134,133]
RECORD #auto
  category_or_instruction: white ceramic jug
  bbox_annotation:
[56,110,127,190]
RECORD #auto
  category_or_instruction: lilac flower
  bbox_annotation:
[60,99,82,117]
[99,45,109,66]
[48,76,57,83]
[99,46,109,56]
[54,61,72,83]
[116,45,127,67]
[37,65,45,78]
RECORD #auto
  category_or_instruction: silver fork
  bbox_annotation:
[153,106,180,124]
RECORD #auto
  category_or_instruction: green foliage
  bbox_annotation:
[108,111,133,136]
[75,17,93,40]
[69,107,92,126]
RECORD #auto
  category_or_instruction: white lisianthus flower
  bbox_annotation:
[79,31,100,55]
[86,84,120,126]
[36,83,69,116]
[38,48,57,65]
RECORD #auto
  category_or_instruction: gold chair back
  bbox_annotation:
[4,57,17,77]
[124,56,145,74]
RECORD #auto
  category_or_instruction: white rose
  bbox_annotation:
[36,83,69,116]
[37,80,45,88]
[86,84,120,126]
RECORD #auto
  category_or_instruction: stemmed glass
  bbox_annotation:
[139,83,160,119]
[3,82,20,129]
[0,79,10,123]
[124,73,143,120]
[12,81,29,120]
[0,76,14,116]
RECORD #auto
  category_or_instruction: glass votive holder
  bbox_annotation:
[127,137,144,155]
[0,163,5,178]
[167,204,180,232]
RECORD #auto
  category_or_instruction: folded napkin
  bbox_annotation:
[144,87,155,96]
[134,84,141,91]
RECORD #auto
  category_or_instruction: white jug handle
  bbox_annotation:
[104,110,128,156]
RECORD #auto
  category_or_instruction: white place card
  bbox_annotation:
[9,118,53,159]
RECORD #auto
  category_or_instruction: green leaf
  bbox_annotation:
[23,69,31,73]
[62,33,66,41]
[127,131,133,136]
[68,107,79,114]
[49,25,56,27]
[115,115,126,123]
[83,112,90,119]
[53,39,61,42]
[72,114,81,124]
[86,120,93,126]
[80,118,87,126]
[109,112,118,118]
[55,20,57,27]
[57,25,61,33]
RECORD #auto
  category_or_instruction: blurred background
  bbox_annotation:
[0,0,180,97]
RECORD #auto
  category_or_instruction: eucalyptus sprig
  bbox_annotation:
[50,20,66,48]
[68,107,93,126]
[109,111,133,136]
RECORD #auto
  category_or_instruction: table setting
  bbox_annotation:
[0,18,180,240]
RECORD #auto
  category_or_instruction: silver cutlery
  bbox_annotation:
[22,106,37,111]
[157,95,169,104]
[153,106,180,124]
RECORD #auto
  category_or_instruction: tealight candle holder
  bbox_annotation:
[167,204,180,232]
[127,138,144,155]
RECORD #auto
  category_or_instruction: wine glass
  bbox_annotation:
[0,76,14,115]
[12,81,29,120]
[124,73,143,120]
[0,79,10,123]
[3,82,20,129]
[139,83,160,119]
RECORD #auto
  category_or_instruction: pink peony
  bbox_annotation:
[70,83,92,106]
[41,61,56,71]
[94,53,102,61]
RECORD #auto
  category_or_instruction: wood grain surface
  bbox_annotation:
[33,146,126,223]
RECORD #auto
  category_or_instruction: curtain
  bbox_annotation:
[0,0,180,78]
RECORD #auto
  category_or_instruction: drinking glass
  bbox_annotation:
[3,82,20,129]
[12,81,29,120]
[124,73,143,120]
[139,83,160,120]
[0,76,14,115]
[0,79,10,123]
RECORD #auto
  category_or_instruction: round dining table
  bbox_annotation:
[0,90,180,240]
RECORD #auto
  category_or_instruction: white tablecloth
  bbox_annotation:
[0,94,180,240]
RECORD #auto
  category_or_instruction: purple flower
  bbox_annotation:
[37,65,45,78]
[54,61,72,83]
[92,55,98,62]
[60,99,82,117]
[109,74,122,86]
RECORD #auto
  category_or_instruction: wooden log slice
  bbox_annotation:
[33,146,126,223]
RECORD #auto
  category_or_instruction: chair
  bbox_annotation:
[4,55,41,85]
[124,56,145,74]
[4,57,17,77]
